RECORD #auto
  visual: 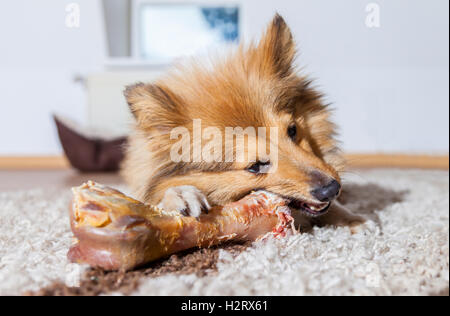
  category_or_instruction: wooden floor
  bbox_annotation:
[0,154,448,170]
[0,169,124,191]
[1,163,448,192]
[0,152,448,191]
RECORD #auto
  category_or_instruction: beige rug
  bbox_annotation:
[0,169,448,296]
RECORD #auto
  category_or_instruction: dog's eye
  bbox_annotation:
[247,161,270,174]
[287,124,297,141]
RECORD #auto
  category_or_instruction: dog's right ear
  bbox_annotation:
[124,82,187,133]
[253,14,296,78]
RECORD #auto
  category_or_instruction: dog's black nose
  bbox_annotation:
[311,179,341,202]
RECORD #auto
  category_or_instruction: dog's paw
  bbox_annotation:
[315,202,369,233]
[157,186,211,217]
[347,216,370,234]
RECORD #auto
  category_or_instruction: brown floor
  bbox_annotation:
[0,169,123,191]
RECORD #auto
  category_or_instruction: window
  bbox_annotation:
[133,1,240,63]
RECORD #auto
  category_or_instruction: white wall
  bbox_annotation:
[0,0,448,155]
[0,0,106,155]
[242,0,449,154]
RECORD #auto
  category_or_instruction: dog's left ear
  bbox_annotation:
[256,14,296,78]
[124,82,187,133]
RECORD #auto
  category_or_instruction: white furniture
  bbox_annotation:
[86,71,165,137]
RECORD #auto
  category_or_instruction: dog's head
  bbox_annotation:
[125,14,344,216]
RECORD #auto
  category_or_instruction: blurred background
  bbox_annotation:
[0,0,448,171]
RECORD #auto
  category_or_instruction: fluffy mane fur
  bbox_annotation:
[122,14,344,207]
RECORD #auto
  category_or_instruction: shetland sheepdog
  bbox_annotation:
[122,14,364,227]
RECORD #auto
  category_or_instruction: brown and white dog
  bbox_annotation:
[122,14,364,227]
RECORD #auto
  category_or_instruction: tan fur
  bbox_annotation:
[121,14,345,209]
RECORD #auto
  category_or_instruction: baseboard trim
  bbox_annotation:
[0,154,448,170]
[345,154,449,169]
[0,156,70,169]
